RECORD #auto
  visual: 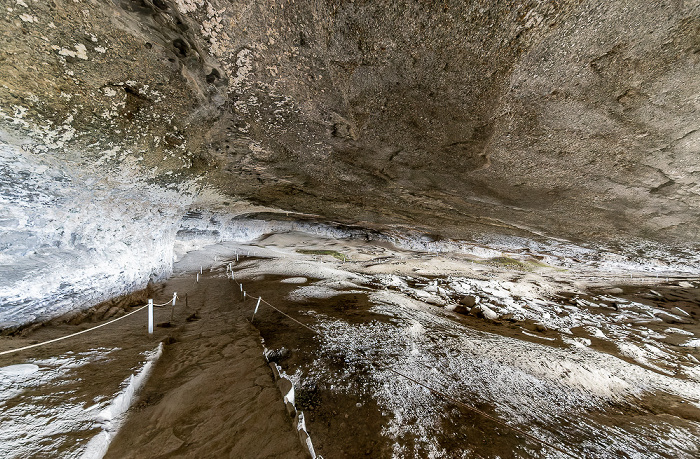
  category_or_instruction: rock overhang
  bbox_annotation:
[1,0,699,324]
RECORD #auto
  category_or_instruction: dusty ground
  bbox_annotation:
[219,235,700,458]
[103,270,306,459]
[1,234,699,458]
[0,263,306,458]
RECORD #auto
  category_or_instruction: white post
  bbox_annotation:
[243,291,247,299]
[236,254,239,262]
[148,299,154,334]
[200,266,203,274]
[252,297,261,322]
[172,292,177,306]
[196,273,199,282]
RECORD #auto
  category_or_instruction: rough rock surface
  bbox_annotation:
[1,0,699,321]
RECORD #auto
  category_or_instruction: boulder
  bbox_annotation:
[459,295,477,307]
[471,304,499,321]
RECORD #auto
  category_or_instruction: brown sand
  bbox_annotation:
[103,271,306,458]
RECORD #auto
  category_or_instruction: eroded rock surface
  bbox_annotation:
[1,1,699,322]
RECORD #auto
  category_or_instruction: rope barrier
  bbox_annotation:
[258,298,320,335]
[248,293,580,459]
[0,294,178,356]
[153,294,178,307]
[0,304,149,356]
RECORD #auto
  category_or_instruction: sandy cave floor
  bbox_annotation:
[1,233,700,458]
[0,260,306,458]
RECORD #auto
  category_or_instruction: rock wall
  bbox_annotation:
[3,0,699,244]
[1,0,699,324]
[0,138,191,328]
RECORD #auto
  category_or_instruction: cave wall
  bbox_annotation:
[1,0,699,324]
[0,137,190,327]
[2,0,699,243]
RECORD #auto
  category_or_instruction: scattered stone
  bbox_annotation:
[459,295,477,307]
[656,312,692,325]
[285,400,297,418]
[103,306,122,319]
[425,296,446,306]
[185,311,200,322]
[266,347,292,363]
[277,378,293,396]
[68,312,88,325]
[501,313,517,322]
[534,323,548,333]
[281,277,308,284]
[471,304,499,320]
[607,288,624,295]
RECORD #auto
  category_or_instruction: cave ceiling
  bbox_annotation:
[1,0,699,245]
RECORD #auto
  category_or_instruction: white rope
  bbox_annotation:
[152,294,178,307]
[0,304,149,356]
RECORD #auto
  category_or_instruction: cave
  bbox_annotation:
[1,1,699,458]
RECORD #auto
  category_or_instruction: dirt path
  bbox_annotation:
[104,270,306,458]
[0,264,306,458]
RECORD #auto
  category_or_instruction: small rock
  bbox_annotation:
[607,287,624,295]
[269,362,280,380]
[501,313,517,322]
[102,306,122,320]
[459,295,477,307]
[534,323,548,332]
[472,304,499,320]
[266,347,292,363]
[285,400,296,417]
[68,312,88,325]
[657,312,692,324]
[280,277,308,284]
[277,378,293,396]
[452,304,470,314]
[424,296,446,306]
